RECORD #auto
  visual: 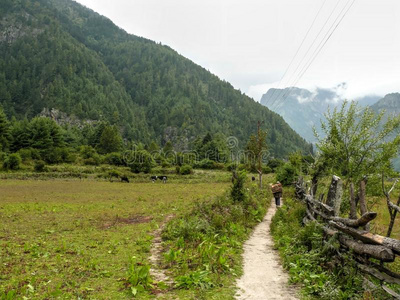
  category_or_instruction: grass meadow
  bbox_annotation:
[0,178,229,299]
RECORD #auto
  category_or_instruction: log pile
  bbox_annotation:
[295,176,400,299]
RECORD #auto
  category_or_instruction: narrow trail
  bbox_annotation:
[149,214,175,285]
[235,200,299,300]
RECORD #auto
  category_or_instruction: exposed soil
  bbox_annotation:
[149,214,175,285]
[235,200,299,300]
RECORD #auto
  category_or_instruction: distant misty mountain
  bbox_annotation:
[371,93,400,115]
[260,87,381,142]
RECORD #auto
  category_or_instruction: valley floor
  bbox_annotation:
[0,179,228,299]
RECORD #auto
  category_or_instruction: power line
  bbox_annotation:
[278,0,356,104]
[270,0,344,106]
[267,0,328,106]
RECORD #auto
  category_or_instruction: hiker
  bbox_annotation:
[271,181,283,207]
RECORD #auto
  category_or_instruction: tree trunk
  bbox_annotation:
[258,170,262,189]
[311,175,318,196]
[387,196,400,238]
[349,183,357,220]
[359,179,369,230]
[326,175,343,217]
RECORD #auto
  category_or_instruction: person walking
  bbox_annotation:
[271,181,283,207]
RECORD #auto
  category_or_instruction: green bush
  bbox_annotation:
[226,163,237,172]
[276,162,299,186]
[267,158,285,172]
[262,165,272,174]
[83,157,101,166]
[3,153,22,170]
[34,160,47,172]
[231,170,247,202]
[80,145,98,159]
[108,169,121,181]
[126,150,155,174]
[179,164,193,175]
[194,159,224,170]
[104,152,123,166]
[17,148,32,162]
[0,151,6,163]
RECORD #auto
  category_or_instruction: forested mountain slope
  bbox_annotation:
[0,0,311,157]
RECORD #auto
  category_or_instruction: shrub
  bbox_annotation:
[161,159,171,168]
[262,165,272,174]
[3,153,22,170]
[179,164,193,175]
[104,152,123,166]
[194,159,217,169]
[231,170,247,202]
[0,151,6,163]
[17,149,32,162]
[84,157,101,166]
[108,169,121,181]
[276,162,298,186]
[267,158,285,172]
[30,148,41,160]
[126,150,155,174]
[34,160,47,172]
[80,145,98,159]
[226,163,237,172]
[42,147,63,164]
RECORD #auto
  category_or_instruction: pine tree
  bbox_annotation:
[0,106,11,152]
[97,125,123,154]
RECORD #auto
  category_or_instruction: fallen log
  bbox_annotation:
[329,221,400,255]
[331,212,377,228]
[338,235,395,262]
[382,285,400,300]
[355,255,400,280]
[357,263,400,285]
[305,195,334,215]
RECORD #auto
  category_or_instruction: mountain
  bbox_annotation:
[260,87,381,142]
[371,93,400,115]
[0,0,311,157]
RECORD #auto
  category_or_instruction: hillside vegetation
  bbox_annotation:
[0,0,310,157]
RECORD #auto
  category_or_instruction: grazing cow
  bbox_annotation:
[120,175,130,183]
[252,176,256,182]
[150,176,158,183]
[158,176,168,183]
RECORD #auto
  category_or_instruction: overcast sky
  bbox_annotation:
[75,0,400,101]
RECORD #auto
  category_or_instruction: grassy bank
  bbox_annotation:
[270,195,367,300]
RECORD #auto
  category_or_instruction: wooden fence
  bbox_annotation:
[295,176,400,299]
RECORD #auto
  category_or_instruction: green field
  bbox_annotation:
[0,178,230,299]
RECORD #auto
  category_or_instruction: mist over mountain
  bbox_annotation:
[260,86,381,142]
[0,0,311,157]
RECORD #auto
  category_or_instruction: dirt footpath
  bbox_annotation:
[235,200,299,300]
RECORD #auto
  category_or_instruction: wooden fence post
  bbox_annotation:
[326,175,343,217]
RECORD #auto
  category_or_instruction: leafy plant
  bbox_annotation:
[126,257,153,297]
[175,270,213,289]
[3,153,22,170]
